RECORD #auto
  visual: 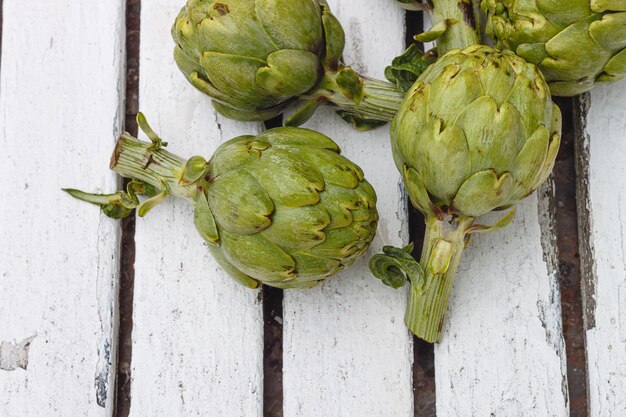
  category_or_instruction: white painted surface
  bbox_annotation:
[128,1,264,416]
[282,1,413,416]
[0,0,125,415]
[434,191,569,416]
[584,79,626,416]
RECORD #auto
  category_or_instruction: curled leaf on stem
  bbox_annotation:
[369,243,425,289]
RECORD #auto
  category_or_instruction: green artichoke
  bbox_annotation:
[482,0,626,96]
[172,0,405,129]
[67,115,378,289]
[370,45,561,342]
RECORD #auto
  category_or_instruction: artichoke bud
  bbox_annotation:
[481,0,626,96]
[172,0,344,123]
[392,45,561,220]
[67,121,379,290]
[172,0,405,128]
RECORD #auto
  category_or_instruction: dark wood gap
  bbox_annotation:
[553,96,589,417]
[405,9,437,417]
[262,116,285,417]
[114,1,141,416]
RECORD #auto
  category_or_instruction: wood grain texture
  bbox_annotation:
[434,187,570,416]
[0,0,125,415]
[282,1,414,416]
[128,1,264,415]
[579,80,626,416]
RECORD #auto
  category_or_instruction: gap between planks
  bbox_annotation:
[114,0,140,415]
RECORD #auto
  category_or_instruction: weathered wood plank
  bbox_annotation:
[578,80,626,416]
[0,0,125,414]
[434,189,570,415]
[282,1,414,416]
[128,1,264,415]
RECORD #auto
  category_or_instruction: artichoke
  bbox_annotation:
[172,0,405,129]
[67,115,378,289]
[370,45,561,342]
[482,0,626,96]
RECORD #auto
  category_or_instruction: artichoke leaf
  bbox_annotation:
[221,230,297,283]
[601,47,626,80]
[284,98,325,127]
[321,4,345,68]
[255,0,323,51]
[256,50,321,99]
[256,126,339,150]
[208,170,274,235]
[193,192,220,245]
[452,170,514,217]
[369,243,425,289]
[466,208,516,234]
[261,205,331,252]
[300,148,363,189]
[209,246,260,289]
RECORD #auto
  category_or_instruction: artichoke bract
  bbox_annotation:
[172,0,405,129]
[482,0,626,96]
[67,115,378,289]
[370,45,561,342]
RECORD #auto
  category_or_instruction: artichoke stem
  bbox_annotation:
[111,133,197,200]
[405,216,473,343]
[317,68,405,123]
[429,0,481,54]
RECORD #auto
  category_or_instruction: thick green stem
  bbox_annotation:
[111,133,197,200]
[315,67,405,123]
[430,0,481,54]
[405,216,473,342]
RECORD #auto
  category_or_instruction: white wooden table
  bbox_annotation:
[1,1,625,416]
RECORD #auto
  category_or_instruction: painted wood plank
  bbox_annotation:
[433,187,570,415]
[579,80,626,416]
[282,2,414,416]
[0,0,125,415]
[128,1,264,415]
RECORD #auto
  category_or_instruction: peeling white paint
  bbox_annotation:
[0,336,36,372]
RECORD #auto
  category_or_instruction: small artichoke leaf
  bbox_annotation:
[256,126,339,151]
[261,205,331,252]
[452,170,514,217]
[137,183,170,218]
[454,97,525,174]
[256,50,321,99]
[250,148,325,207]
[535,130,561,189]
[403,166,441,219]
[255,0,323,51]
[180,155,208,185]
[63,189,136,220]
[601,47,626,80]
[208,246,261,289]
[284,98,325,127]
[466,208,516,234]
[414,19,455,43]
[336,68,364,104]
[335,111,388,131]
[515,43,549,66]
[321,5,345,68]
[193,192,220,245]
[535,0,591,28]
[428,238,454,275]
[207,170,274,235]
[220,230,297,283]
